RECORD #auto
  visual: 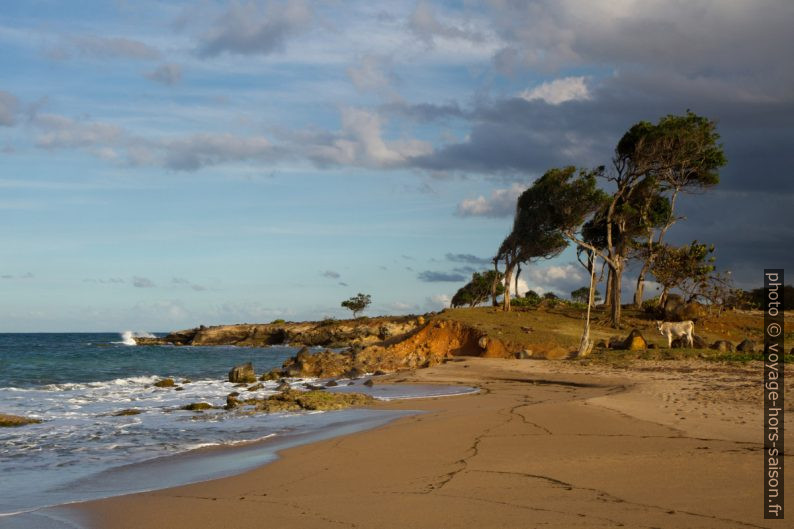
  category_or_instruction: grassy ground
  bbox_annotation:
[436,304,793,362]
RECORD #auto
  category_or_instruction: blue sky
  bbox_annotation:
[1,1,792,331]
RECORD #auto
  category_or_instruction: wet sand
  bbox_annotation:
[73,357,791,528]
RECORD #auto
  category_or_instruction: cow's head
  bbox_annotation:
[655,321,664,334]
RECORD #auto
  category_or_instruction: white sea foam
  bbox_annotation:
[117,331,156,346]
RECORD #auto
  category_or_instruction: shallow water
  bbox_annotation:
[0,333,474,523]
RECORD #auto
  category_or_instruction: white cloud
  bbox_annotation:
[308,107,432,168]
[426,293,451,310]
[519,76,591,105]
[347,55,395,94]
[409,0,484,46]
[456,183,525,218]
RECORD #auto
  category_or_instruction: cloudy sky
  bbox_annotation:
[1,0,792,331]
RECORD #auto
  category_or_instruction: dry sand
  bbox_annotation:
[73,357,792,528]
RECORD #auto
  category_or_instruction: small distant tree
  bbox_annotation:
[341,293,371,318]
[452,271,505,308]
[571,287,601,304]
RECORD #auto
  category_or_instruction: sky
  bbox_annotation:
[1,0,792,332]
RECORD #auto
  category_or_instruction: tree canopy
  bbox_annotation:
[341,293,371,318]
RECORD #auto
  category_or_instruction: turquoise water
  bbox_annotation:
[0,333,474,523]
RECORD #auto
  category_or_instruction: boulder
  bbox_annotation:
[225,394,241,409]
[153,378,175,388]
[736,339,758,353]
[607,336,624,349]
[663,294,685,320]
[260,369,282,382]
[246,383,264,392]
[671,334,708,349]
[710,340,735,353]
[0,413,41,427]
[276,381,291,392]
[228,362,256,384]
[325,379,339,387]
[623,329,647,351]
[363,378,374,387]
[181,402,213,411]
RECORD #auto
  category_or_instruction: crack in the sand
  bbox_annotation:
[470,469,771,529]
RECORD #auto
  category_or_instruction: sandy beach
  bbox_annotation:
[71,357,791,529]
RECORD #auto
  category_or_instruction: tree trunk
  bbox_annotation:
[502,261,514,312]
[491,259,500,306]
[578,250,597,357]
[603,268,613,308]
[515,262,521,296]
[609,259,623,328]
[633,260,650,307]
[659,285,670,308]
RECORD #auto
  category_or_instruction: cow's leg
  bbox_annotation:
[667,334,672,348]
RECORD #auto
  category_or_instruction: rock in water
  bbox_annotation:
[229,362,256,383]
[363,378,374,387]
[0,413,41,427]
[153,378,175,388]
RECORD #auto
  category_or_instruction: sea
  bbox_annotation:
[0,332,473,528]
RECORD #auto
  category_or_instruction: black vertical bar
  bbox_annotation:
[764,269,784,519]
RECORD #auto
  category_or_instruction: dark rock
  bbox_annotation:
[181,402,213,411]
[611,329,647,350]
[153,378,175,388]
[303,383,326,390]
[295,346,311,363]
[345,367,363,379]
[736,339,758,353]
[276,381,291,392]
[710,340,735,353]
[664,295,706,322]
[225,395,241,409]
[672,334,708,349]
[595,340,607,349]
[325,379,339,387]
[260,369,282,381]
[373,370,387,376]
[113,409,143,416]
[174,386,185,391]
[246,383,264,392]
[363,379,374,387]
[647,343,657,349]
[182,379,192,384]
[228,391,240,397]
[229,362,256,384]
[348,381,355,386]
[0,413,42,427]
[607,336,624,349]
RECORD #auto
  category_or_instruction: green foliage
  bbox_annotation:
[511,296,539,308]
[270,318,286,325]
[571,286,601,304]
[524,290,541,304]
[651,241,715,300]
[451,270,505,308]
[341,293,372,318]
[746,285,794,310]
[543,292,558,300]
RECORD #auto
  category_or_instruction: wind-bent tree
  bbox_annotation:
[341,293,371,318]
[451,271,505,308]
[565,111,724,326]
[650,241,715,305]
[497,168,587,311]
[624,112,726,306]
[501,166,606,317]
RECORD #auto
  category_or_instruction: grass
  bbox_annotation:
[436,304,793,361]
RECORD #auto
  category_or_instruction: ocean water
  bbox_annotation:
[0,333,473,524]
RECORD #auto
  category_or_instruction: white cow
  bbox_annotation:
[656,320,695,348]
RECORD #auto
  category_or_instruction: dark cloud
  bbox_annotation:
[322,270,340,279]
[445,253,492,265]
[338,281,349,287]
[417,270,466,282]
[452,266,477,276]
[132,276,155,288]
[197,0,314,57]
[144,64,182,86]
